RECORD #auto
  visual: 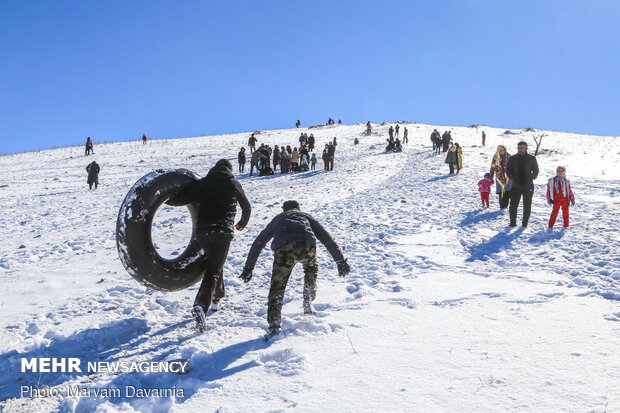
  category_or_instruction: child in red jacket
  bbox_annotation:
[546,166,575,228]
[477,173,494,207]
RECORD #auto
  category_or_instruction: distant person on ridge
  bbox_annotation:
[169,159,251,331]
[481,131,486,146]
[366,121,372,135]
[86,160,100,190]
[506,141,539,227]
[296,119,301,128]
[239,200,350,339]
[85,137,93,156]
[403,127,408,144]
[395,124,400,137]
[142,134,147,145]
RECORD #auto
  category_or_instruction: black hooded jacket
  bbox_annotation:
[172,161,251,233]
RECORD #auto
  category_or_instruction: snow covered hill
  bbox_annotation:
[0,122,618,412]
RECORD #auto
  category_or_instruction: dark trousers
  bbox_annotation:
[239,162,245,173]
[328,158,334,171]
[448,163,459,174]
[498,191,510,209]
[88,177,98,190]
[194,231,233,309]
[509,185,534,226]
[250,161,258,176]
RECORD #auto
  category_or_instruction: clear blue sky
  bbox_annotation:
[1,0,619,154]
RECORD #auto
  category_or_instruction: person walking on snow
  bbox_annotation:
[142,134,147,145]
[310,153,317,170]
[546,166,575,228]
[403,127,408,144]
[478,173,494,208]
[481,131,486,146]
[445,143,462,174]
[248,134,257,153]
[273,145,281,172]
[490,145,512,209]
[169,159,251,331]
[366,121,372,135]
[395,124,400,137]
[86,160,100,189]
[506,141,539,227]
[238,147,246,173]
[85,137,93,156]
[239,200,350,339]
[308,134,315,152]
[250,148,267,176]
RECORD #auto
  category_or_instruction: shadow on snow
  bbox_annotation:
[465,227,525,262]
[459,209,505,227]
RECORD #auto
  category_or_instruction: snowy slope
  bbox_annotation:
[0,123,618,412]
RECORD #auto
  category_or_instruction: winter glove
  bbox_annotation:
[570,200,575,207]
[337,259,350,277]
[547,199,554,206]
[239,266,253,283]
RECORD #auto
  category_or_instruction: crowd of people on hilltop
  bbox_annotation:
[239,132,338,176]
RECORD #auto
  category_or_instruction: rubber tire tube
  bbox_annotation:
[116,169,205,292]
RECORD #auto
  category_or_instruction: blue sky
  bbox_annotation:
[1,0,619,154]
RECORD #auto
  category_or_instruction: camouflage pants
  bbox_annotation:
[268,241,318,328]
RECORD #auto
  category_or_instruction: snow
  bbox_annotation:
[0,123,618,412]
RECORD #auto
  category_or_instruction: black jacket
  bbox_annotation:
[238,151,246,164]
[86,161,99,184]
[171,163,251,233]
[506,152,539,188]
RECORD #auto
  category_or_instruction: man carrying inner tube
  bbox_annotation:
[171,159,251,331]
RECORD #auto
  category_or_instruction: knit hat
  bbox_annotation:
[556,166,566,173]
[214,159,232,170]
[282,200,300,211]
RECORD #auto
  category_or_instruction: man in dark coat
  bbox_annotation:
[327,142,335,171]
[239,200,350,338]
[308,134,315,152]
[506,141,539,227]
[86,161,100,189]
[441,131,451,152]
[388,126,394,140]
[170,159,251,330]
[248,134,257,153]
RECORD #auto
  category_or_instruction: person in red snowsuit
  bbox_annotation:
[142,134,147,144]
[546,166,575,228]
